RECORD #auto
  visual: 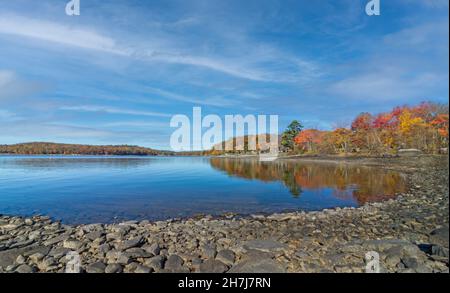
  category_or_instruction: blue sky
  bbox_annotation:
[0,0,448,149]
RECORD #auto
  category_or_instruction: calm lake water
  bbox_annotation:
[0,156,408,224]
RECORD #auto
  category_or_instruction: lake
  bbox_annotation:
[0,156,408,224]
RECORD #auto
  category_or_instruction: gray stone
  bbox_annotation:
[48,247,71,260]
[37,257,57,271]
[243,239,287,253]
[144,243,160,256]
[124,248,152,258]
[98,243,111,255]
[216,249,235,266]
[384,255,401,267]
[199,259,228,273]
[402,257,419,269]
[15,255,26,265]
[63,239,83,250]
[43,233,70,246]
[144,255,165,271]
[430,227,449,247]
[228,258,285,273]
[164,254,184,271]
[106,251,132,265]
[201,243,217,259]
[86,262,106,273]
[85,231,105,241]
[431,245,449,258]
[116,237,142,251]
[29,252,45,263]
[0,245,49,268]
[105,263,123,273]
[134,265,152,273]
[15,264,35,273]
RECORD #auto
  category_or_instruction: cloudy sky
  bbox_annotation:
[0,0,448,149]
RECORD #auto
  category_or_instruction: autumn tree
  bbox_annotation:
[294,129,324,153]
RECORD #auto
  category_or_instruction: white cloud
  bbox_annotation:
[0,14,125,55]
[60,105,172,117]
[0,70,15,87]
[145,87,236,107]
[0,109,21,121]
[328,71,446,102]
[0,14,319,83]
[0,69,43,101]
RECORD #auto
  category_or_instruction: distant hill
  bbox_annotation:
[0,142,176,156]
[212,134,281,154]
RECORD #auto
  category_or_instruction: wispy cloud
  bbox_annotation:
[60,105,172,117]
[0,109,22,122]
[0,14,125,55]
[146,87,236,107]
[0,69,44,101]
[0,13,319,83]
[0,70,15,87]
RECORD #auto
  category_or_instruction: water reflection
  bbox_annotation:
[0,156,156,170]
[210,158,407,204]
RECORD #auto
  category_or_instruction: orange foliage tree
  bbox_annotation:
[293,102,449,155]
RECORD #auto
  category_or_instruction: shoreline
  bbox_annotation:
[1,156,448,273]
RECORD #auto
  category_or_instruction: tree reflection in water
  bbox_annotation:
[210,158,407,204]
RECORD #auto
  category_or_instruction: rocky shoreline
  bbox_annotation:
[1,156,448,273]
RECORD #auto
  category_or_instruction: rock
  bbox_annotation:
[191,258,203,270]
[15,255,26,265]
[228,258,285,273]
[106,250,132,265]
[164,254,184,271]
[134,265,152,273]
[24,219,34,225]
[124,248,152,258]
[201,243,217,259]
[143,243,160,256]
[401,257,419,269]
[85,231,105,241]
[144,255,165,271]
[429,227,449,247]
[15,264,35,273]
[86,262,106,273]
[43,233,70,246]
[243,239,287,253]
[216,249,235,266]
[105,263,123,273]
[10,239,35,249]
[37,257,57,271]
[116,237,142,251]
[431,245,449,258]
[97,243,111,255]
[199,259,228,273]
[241,249,275,261]
[63,239,83,250]
[384,255,401,268]
[0,245,49,268]
[48,247,71,260]
[29,252,45,263]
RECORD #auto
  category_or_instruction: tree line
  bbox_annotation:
[0,142,176,156]
[282,102,448,155]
